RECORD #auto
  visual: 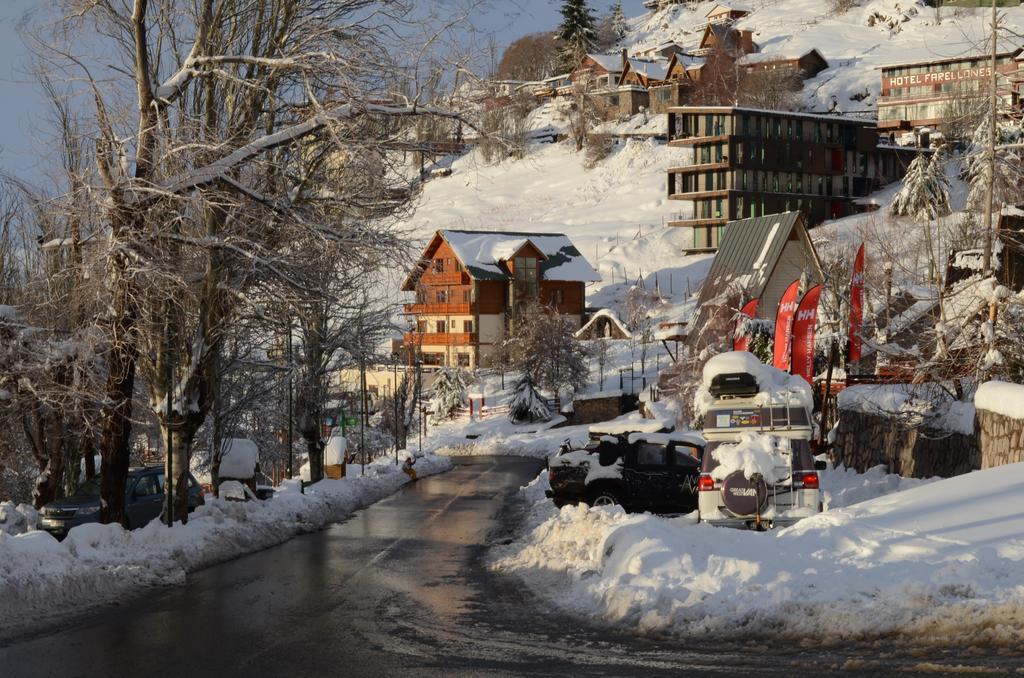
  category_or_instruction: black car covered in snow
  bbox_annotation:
[545,431,706,513]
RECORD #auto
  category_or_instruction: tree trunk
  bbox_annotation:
[161,418,199,523]
[304,434,324,484]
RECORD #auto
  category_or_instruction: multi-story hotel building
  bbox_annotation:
[877,49,1022,133]
[665,106,918,251]
[401,230,600,369]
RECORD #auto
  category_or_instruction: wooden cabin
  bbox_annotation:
[401,230,601,369]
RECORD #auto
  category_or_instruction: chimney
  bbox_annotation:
[621,47,628,68]
[739,30,755,55]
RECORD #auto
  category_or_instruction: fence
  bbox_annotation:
[450,396,560,420]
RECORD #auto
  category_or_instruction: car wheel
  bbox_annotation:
[587,487,622,508]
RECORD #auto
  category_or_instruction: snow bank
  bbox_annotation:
[975,381,1024,421]
[219,438,259,479]
[710,432,790,484]
[0,454,452,640]
[494,462,1024,645]
[0,502,39,536]
[839,383,977,434]
[693,351,812,415]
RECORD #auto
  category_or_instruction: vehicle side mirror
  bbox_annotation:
[814,460,827,471]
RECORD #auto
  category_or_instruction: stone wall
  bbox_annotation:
[833,409,980,478]
[978,409,1024,469]
[567,394,624,426]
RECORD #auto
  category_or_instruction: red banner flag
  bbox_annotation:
[848,243,865,364]
[733,298,760,352]
[772,280,801,370]
[791,285,822,384]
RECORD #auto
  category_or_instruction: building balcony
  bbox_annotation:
[668,189,730,200]
[667,161,730,173]
[403,332,477,347]
[403,302,475,315]
[667,133,729,146]
[420,271,470,285]
[667,216,729,229]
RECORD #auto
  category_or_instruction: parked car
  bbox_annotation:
[545,431,706,514]
[38,466,205,540]
[697,371,825,530]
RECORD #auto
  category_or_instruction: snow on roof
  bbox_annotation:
[625,58,671,81]
[737,49,824,65]
[705,2,751,16]
[586,53,624,72]
[575,308,632,339]
[694,351,813,416]
[439,229,601,283]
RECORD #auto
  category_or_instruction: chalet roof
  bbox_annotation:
[585,53,624,72]
[623,58,671,81]
[705,2,752,16]
[697,212,822,302]
[737,48,827,67]
[403,230,601,289]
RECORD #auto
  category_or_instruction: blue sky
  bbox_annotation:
[0,0,649,183]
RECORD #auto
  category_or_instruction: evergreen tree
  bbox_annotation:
[508,373,551,423]
[610,2,627,41]
[430,367,468,422]
[890,148,951,222]
[966,116,1024,213]
[557,0,597,71]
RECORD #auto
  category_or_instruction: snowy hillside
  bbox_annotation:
[626,0,1021,114]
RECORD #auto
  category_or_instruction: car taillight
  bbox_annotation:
[800,472,819,490]
[198,488,205,499]
[698,475,716,492]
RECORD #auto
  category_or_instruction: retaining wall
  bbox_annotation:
[978,409,1024,469]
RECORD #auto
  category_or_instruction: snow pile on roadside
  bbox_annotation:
[0,454,452,639]
[693,351,812,415]
[975,380,1024,420]
[710,433,791,484]
[495,463,1024,645]
[0,501,39,536]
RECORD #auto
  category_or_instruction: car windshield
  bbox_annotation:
[73,478,101,498]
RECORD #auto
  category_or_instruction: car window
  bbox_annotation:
[74,479,101,497]
[672,445,700,467]
[133,474,161,497]
[636,443,667,466]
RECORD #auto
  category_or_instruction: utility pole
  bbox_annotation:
[360,351,367,476]
[981,0,998,276]
[287,318,294,479]
[393,355,400,465]
[166,351,173,528]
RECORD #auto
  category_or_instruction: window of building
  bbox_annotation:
[463,289,471,303]
[715,198,723,217]
[755,116,762,137]
[786,173,792,192]
[773,118,782,138]
[771,173,779,192]
[657,88,672,102]
[736,195,744,217]
[433,259,444,273]
[552,289,565,305]
[435,320,446,333]
[700,145,711,164]
[796,173,804,193]
[714,143,724,162]
[514,256,538,299]
[463,320,474,333]
[743,115,751,135]
[749,141,757,161]
[735,141,743,160]
[422,353,443,366]
[416,320,426,333]
[795,120,803,139]
[457,353,471,367]
[705,113,713,135]
[608,95,619,107]
[437,290,448,303]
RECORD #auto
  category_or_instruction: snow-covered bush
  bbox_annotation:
[508,374,551,424]
[890,148,951,222]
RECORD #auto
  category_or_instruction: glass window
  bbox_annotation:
[436,290,448,303]
[132,474,160,497]
[457,353,471,367]
[433,259,444,273]
[673,446,700,467]
[463,320,473,333]
[436,320,446,333]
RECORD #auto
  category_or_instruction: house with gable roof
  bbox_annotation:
[401,230,601,368]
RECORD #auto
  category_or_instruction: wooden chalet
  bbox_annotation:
[704,2,752,25]
[401,230,601,369]
[570,53,624,89]
[947,204,1024,291]
[737,49,829,80]
[692,24,756,58]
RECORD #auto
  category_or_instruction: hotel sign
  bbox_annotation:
[885,66,992,89]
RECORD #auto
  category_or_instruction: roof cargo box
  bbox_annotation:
[708,372,759,398]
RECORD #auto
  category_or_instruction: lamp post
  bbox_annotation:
[392,353,400,465]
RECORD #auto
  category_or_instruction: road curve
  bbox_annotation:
[2,456,1021,677]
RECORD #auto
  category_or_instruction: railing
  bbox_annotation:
[403,332,477,346]
[403,302,474,315]
[420,271,469,285]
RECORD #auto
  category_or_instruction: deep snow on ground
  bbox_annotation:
[493,461,1024,646]
[0,454,451,640]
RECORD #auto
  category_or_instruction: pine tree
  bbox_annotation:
[508,373,551,423]
[430,367,468,422]
[966,116,1024,213]
[610,2,627,42]
[890,148,951,222]
[557,0,597,71]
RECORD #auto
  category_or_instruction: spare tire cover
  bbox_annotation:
[721,471,769,516]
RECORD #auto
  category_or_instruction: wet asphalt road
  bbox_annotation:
[2,456,1022,677]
